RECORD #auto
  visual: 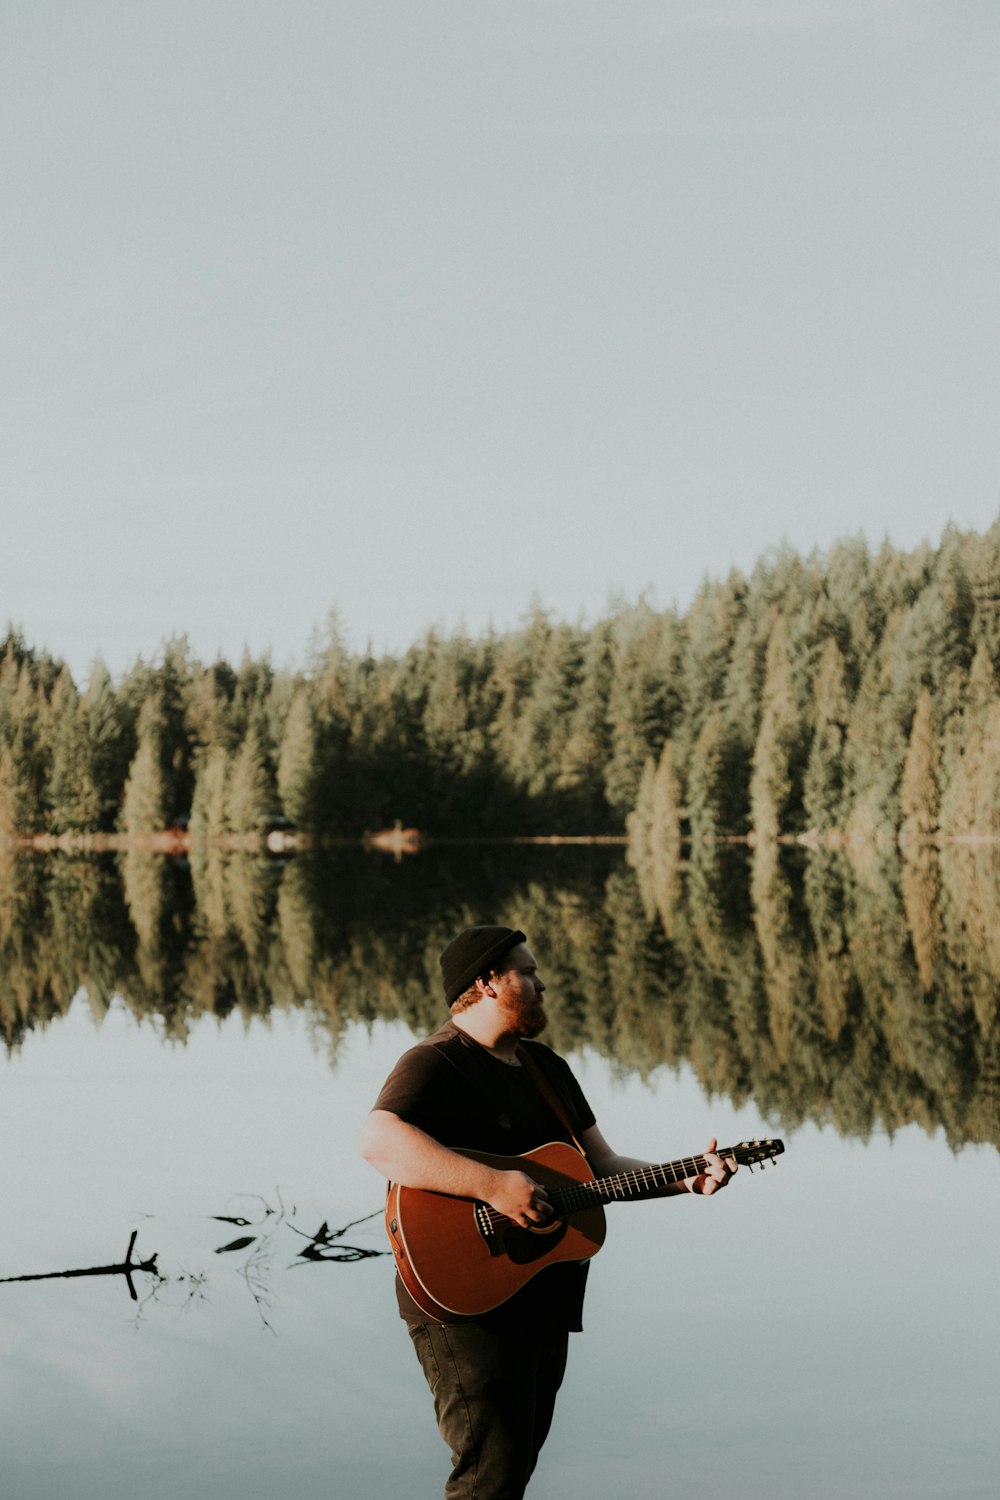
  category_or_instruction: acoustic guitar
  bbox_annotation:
[385,1136,784,1320]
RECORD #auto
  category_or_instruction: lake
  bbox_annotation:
[1,844,997,1499]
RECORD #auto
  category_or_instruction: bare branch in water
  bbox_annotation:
[214,1236,257,1254]
[288,1210,388,1264]
[0,1231,161,1302]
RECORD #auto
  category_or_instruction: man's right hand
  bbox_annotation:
[486,1169,552,1228]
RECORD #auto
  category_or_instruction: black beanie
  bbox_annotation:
[440,926,526,1006]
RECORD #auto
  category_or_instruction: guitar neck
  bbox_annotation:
[549,1144,762,1215]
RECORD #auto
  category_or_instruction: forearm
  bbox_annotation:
[360,1109,505,1200]
[579,1125,735,1197]
[360,1109,554,1226]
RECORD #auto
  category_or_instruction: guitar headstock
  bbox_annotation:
[729,1138,784,1170]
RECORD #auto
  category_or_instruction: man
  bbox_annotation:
[360,925,736,1500]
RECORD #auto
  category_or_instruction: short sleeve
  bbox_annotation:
[371,1039,472,1142]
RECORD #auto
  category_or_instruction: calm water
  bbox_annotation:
[1,847,998,1498]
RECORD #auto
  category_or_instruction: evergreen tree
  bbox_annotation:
[121,702,167,834]
[686,707,748,840]
[277,687,322,827]
[84,661,133,829]
[899,687,940,845]
[647,740,683,934]
[750,614,802,840]
[488,606,551,788]
[938,643,1000,838]
[185,660,238,757]
[48,676,102,832]
[0,647,60,833]
[190,745,229,843]
[226,726,278,833]
[803,637,850,832]
[678,572,747,756]
[625,757,656,914]
[558,618,614,826]
[604,603,682,816]
[507,622,584,814]
[0,746,17,843]
[842,611,908,846]
[421,629,491,790]
[900,847,941,992]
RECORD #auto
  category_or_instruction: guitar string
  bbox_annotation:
[478,1143,779,1234]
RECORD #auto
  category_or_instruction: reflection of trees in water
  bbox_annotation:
[1,845,997,1149]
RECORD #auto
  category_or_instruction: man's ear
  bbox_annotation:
[475,973,498,999]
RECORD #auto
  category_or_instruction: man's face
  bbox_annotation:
[493,943,547,1038]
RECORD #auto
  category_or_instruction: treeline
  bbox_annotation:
[0,843,995,1150]
[2,518,1000,841]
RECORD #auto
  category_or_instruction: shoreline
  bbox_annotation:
[4,829,1000,856]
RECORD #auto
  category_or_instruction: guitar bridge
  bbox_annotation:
[474,1201,505,1257]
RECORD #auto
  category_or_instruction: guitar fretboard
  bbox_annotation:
[549,1152,723,1215]
[475,1138,781,1236]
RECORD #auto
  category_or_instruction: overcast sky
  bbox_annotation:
[3,1,998,683]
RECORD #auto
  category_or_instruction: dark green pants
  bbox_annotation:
[407,1320,570,1500]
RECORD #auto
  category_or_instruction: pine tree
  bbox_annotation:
[277,687,321,827]
[185,661,237,758]
[3,666,47,832]
[226,726,277,833]
[843,610,908,846]
[648,740,683,935]
[0,746,17,843]
[938,643,999,837]
[803,637,850,832]
[678,573,747,757]
[625,757,657,919]
[686,708,748,841]
[488,607,551,788]
[48,679,102,831]
[84,661,133,829]
[507,622,584,815]
[899,687,939,845]
[190,745,229,842]
[901,847,941,991]
[604,603,682,817]
[122,703,166,834]
[558,618,614,826]
[750,615,800,840]
[650,739,682,858]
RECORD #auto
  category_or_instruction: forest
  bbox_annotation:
[4,513,999,1150]
[1,518,1000,846]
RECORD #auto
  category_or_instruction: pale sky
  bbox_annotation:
[3,1,998,683]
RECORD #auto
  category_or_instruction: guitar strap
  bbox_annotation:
[515,1044,585,1155]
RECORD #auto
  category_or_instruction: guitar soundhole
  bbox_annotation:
[503,1218,567,1265]
[525,1216,564,1238]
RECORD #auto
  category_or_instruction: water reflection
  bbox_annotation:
[2,1000,996,1500]
[1,841,996,1150]
[0,1201,386,1328]
[0,1230,159,1301]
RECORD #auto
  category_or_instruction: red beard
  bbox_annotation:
[501,993,548,1039]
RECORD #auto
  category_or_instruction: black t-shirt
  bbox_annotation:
[373,1020,597,1331]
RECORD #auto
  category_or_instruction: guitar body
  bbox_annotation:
[386,1140,607,1320]
[384,1134,783,1322]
